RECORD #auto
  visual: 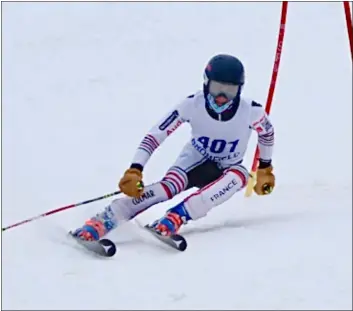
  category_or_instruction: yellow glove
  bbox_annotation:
[118,168,144,198]
[254,165,275,195]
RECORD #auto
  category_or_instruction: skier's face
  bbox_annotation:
[209,80,239,106]
[214,94,228,106]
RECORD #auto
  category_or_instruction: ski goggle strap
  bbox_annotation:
[208,80,240,100]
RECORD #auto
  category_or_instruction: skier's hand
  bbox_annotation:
[254,165,275,195]
[118,168,144,198]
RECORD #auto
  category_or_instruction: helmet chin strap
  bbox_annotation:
[207,93,233,114]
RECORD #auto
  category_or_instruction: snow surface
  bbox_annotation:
[2,2,352,310]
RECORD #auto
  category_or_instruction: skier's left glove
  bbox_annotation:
[254,164,275,195]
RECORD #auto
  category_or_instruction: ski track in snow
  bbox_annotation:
[3,184,352,310]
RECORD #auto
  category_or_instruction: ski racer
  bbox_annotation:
[72,54,275,241]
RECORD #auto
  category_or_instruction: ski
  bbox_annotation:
[135,221,187,252]
[68,232,117,257]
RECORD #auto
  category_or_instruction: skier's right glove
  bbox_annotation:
[118,168,144,198]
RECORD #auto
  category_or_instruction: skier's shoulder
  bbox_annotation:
[236,95,268,128]
[239,96,265,115]
[239,95,262,109]
[183,90,204,105]
[177,90,204,116]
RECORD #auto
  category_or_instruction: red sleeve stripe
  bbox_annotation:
[146,134,159,148]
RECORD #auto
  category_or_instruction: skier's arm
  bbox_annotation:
[130,99,190,171]
[250,101,275,168]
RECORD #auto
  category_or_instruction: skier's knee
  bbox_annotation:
[160,166,188,198]
[224,164,249,189]
[182,164,249,220]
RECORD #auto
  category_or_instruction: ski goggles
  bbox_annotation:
[208,80,240,100]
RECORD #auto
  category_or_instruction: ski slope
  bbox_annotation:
[2,2,352,310]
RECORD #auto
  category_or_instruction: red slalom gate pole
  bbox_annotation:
[2,190,121,232]
[343,1,353,61]
[245,1,288,197]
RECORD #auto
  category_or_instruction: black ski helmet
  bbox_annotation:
[203,54,245,94]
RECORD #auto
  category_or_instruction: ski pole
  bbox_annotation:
[2,190,121,232]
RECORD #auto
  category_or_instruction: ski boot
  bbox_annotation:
[71,206,118,241]
[149,201,191,236]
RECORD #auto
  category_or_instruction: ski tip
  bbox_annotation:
[99,239,117,257]
[179,240,187,252]
[173,235,188,251]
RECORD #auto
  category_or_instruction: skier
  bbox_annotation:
[72,54,275,241]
